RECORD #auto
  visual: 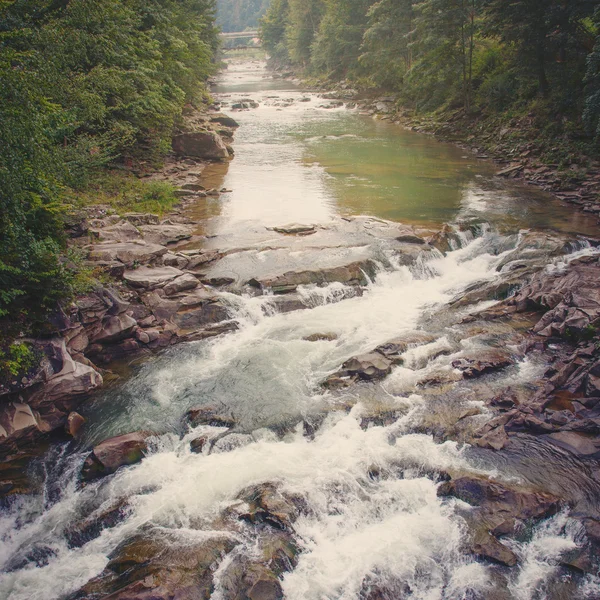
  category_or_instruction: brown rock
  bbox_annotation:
[81,431,153,481]
[172,131,229,160]
[65,412,86,438]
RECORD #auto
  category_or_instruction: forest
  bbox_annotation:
[216,0,271,33]
[0,0,218,357]
[260,0,600,147]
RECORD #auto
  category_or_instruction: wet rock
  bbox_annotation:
[172,130,229,160]
[544,431,600,457]
[303,332,338,342]
[65,412,86,438]
[428,224,464,254]
[395,233,426,244]
[374,331,435,362]
[81,431,153,481]
[452,349,514,378]
[237,482,305,531]
[73,533,237,599]
[66,499,129,548]
[162,273,199,296]
[88,241,167,267]
[186,406,236,428]
[438,475,560,566]
[249,260,377,295]
[470,529,518,567]
[342,352,394,380]
[123,266,184,289]
[190,436,208,453]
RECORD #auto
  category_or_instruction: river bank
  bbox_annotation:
[3,60,600,599]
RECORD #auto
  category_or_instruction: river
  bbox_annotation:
[1,59,600,600]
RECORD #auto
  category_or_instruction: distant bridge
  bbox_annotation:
[220,30,259,39]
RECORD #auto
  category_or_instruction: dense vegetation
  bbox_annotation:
[260,0,600,149]
[0,0,218,341]
[216,0,270,33]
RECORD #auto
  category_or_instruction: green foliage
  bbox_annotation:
[71,172,180,216]
[0,342,36,382]
[0,0,218,334]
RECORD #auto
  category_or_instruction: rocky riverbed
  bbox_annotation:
[3,60,600,600]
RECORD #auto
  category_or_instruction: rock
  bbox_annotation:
[186,406,236,428]
[92,314,137,344]
[172,131,229,160]
[162,252,189,269]
[65,412,86,438]
[181,183,205,191]
[303,332,338,342]
[249,260,377,295]
[123,266,184,289]
[341,352,393,381]
[66,499,129,548]
[210,113,240,128]
[81,431,153,481]
[496,164,524,177]
[123,213,160,226]
[438,475,560,567]
[201,276,236,287]
[236,482,304,531]
[138,223,194,245]
[452,349,514,378]
[270,224,316,236]
[374,332,435,362]
[470,530,518,567]
[162,273,199,296]
[395,234,426,244]
[73,533,237,599]
[544,431,600,457]
[185,250,223,271]
[90,221,142,243]
[88,241,167,267]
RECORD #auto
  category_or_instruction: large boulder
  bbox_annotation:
[172,131,229,160]
[92,314,137,344]
[81,431,153,481]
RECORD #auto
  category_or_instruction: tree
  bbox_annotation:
[311,0,374,78]
[360,0,414,89]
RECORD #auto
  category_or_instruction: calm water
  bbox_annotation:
[1,59,599,600]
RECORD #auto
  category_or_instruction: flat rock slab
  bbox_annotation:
[139,224,194,245]
[270,224,316,236]
[88,242,167,266]
[124,266,184,289]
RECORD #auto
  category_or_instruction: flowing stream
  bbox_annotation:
[2,60,600,600]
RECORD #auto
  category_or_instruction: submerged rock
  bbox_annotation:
[186,405,236,428]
